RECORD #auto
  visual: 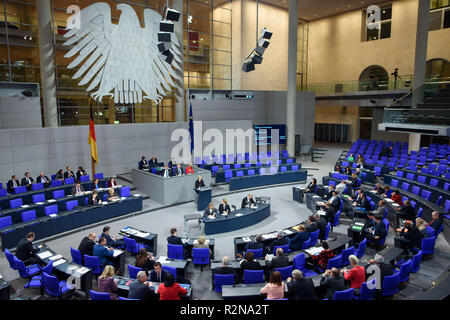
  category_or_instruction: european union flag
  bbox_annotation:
[189,102,194,154]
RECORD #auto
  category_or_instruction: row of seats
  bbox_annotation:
[396,170,450,192]
[195,150,290,165]
[212,159,295,175]
[223,165,300,182]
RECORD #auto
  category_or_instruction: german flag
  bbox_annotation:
[89,105,98,164]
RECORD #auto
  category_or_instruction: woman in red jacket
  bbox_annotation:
[185,163,194,175]
[157,273,187,300]
[390,190,403,206]
[107,177,117,188]
[341,255,365,290]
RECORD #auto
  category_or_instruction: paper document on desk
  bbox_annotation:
[181,238,189,244]
[47,199,56,203]
[242,237,251,242]
[113,250,122,257]
[262,233,277,240]
[385,198,394,203]
[316,202,325,206]
[53,259,66,266]
[235,213,243,217]
[355,222,365,226]
[21,204,30,208]
[133,194,142,197]
[370,190,377,193]
[158,256,169,264]
[283,230,293,235]
[49,214,57,218]
[36,202,44,205]
[208,216,216,219]
[392,203,400,207]
[305,247,323,256]
[265,254,274,261]
[136,232,150,238]
[317,210,326,216]
[49,254,63,261]
[76,267,90,275]
[37,251,52,259]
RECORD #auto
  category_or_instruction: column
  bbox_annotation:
[286,0,298,156]
[411,0,430,108]
[409,133,421,153]
[37,0,58,127]
[174,0,185,122]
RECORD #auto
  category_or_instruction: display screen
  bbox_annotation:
[254,124,286,145]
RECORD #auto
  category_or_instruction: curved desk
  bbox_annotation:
[203,203,270,235]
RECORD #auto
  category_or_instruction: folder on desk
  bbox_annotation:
[76,267,90,274]
[158,256,169,263]
[305,247,323,256]
[242,237,251,242]
[283,230,293,235]
[292,225,301,231]
[37,251,53,259]
[53,259,66,266]
[47,199,56,203]
[49,254,63,261]
[113,250,122,257]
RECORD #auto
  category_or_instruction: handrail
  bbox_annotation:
[385,74,442,109]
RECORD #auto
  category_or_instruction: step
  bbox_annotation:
[417,102,450,109]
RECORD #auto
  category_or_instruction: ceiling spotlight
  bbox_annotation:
[260,27,272,40]
[254,46,265,56]
[165,8,180,22]
[258,38,270,48]
[251,54,263,64]
[242,60,255,72]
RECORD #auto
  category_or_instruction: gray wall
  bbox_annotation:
[371,108,409,143]
[0,97,42,129]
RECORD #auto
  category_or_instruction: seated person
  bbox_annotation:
[167,228,189,260]
[7,175,21,193]
[214,256,237,284]
[370,200,386,217]
[218,198,231,215]
[149,262,169,282]
[382,185,392,198]
[353,192,371,212]
[240,251,262,271]
[76,166,87,181]
[160,165,172,178]
[128,271,158,300]
[355,168,362,178]
[16,232,43,265]
[97,265,119,300]
[157,273,187,300]
[195,175,205,189]
[365,254,393,289]
[323,184,335,200]
[324,202,336,225]
[334,164,343,173]
[305,215,318,233]
[265,247,289,270]
[362,212,376,235]
[36,172,51,188]
[348,172,359,190]
[427,211,443,233]
[328,191,341,214]
[101,226,125,248]
[21,172,35,191]
[54,169,64,180]
[287,269,317,300]
[63,166,75,180]
[106,188,120,202]
[356,158,364,169]
[168,157,176,168]
[193,235,212,256]
[241,235,264,258]
[174,164,184,176]
[93,237,115,269]
[91,178,101,190]
[416,218,428,238]
[303,178,317,194]
[320,268,346,300]
[149,156,158,164]
[88,190,102,205]
[347,153,354,162]
[287,224,310,251]
[241,194,256,208]
[314,213,328,240]
[185,163,194,175]
[204,202,217,218]
[311,241,335,272]
[269,231,288,254]
[381,146,393,157]
[374,183,384,195]
[78,233,96,260]
[135,247,155,276]
[107,177,118,188]
[341,255,365,292]
[395,200,415,228]
[139,156,149,170]
[390,190,403,206]
[71,181,86,195]
[366,215,387,247]
[260,271,285,300]
[335,180,347,196]
[396,221,424,256]
[344,166,352,176]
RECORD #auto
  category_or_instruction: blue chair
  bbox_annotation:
[79,175,90,182]
[292,253,317,277]
[326,255,342,270]
[224,170,233,183]
[243,270,264,284]
[90,290,110,300]
[333,288,354,300]
[0,216,12,230]
[420,190,431,201]
[167,244,184,260]
[26,261,53,290]
[236,170,244,177]
[417,175,426,183]
[280,166,287,172]
[51,180,63,187]
[14,256,41,284]
[246,248,263,259]
[66,200,78,211]
[162,265,177,279]
[32,193,45,203]
[244,163,251,168]
[222,164,231,170]
[192,248,210,271]
[14,186,27,194]
[320,222,331,241]
[128,264,142,279]
[391,179,399,188]
[421,236,436,255]
[0,189,6,197]
[291,165,299,171]
[310,229,319,246]
[382,271,400,297]
[64,177,75,185]
[355,238,367,258]
[397,259,412,283]
[332,210,341,228]
[211,166,219,176]
[401,182,410,191]
[45,205,58,216]
[269,167,277,174]
[94,173,104,180]
[118,296,139,300]
[31,183,44,191]
[411,250,422,273]
[83,255,102,275]
[340,246,355,267]
[21,210,36,222]
[234,163,241,169]
[272,244,290,255]
[406,173,415,180]
[120,186,131,197]
[357,278,376,300]
[53,190,65,200]
[301,238,311,249]
[214,274,234,293]
[5,249,18,270]
[124,236,145,255]
[70,247,83,265]
[411,186,421,196]
[9,198,23,209]
[275,266,293,281]
[42,272,74,298]
[248,169,255,176]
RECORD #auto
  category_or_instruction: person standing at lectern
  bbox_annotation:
[195,176,205,189]
[241,194,256,208]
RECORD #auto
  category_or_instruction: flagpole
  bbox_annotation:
[89,97,96,179]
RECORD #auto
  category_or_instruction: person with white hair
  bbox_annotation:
[128,271,158,300]
[341,255,365,292]
[269,231,288,253]
[366,254,394,286]
[213,256,237,283]
[265,247,289,280]
[286,269,317,300]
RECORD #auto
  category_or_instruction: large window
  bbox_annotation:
[364,4,392,41]
[429,0,450,31]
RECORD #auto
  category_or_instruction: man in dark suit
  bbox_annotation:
[395,200,416,227]
[78,233,96,262]
[320,267,346,300]
[314,213,328,240]
[149,156,158,165]
[160,165,172,178]
[427,211,443,233]
[241,194,256,208]
[324,203,335,225]
[265,247,289,280]
[101,226,125,248]
[243,235,264,256]
[269,232,288,254]
[322,184,335,201]
[7,175,20,193]
[139,156,149,170]
[329,191,341,213]
[365,254,393,289]
[149,262,169,282]
[305,215,318,233]
[168,157,176,168]
[167,228,188,259]
[214,256,237,284]
[21,172,35,191]
[288,224,310,251]
[174,164,184,176]
[63,166,75,180]
[36,172,51,188]
[93,237,115,269]
[287,269,317,300]
[71,181,85,195]
[366,215,387,247]
[129,271,158,300]
[16,232,42,265]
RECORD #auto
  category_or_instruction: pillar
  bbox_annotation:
[174,0,185,122]
[411,0,430,108]
[37,0,58,127]
[286,0,298,156]
[409,133,421,153]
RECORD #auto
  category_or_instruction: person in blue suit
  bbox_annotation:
[288,224,310,251]
[93,237,115,268]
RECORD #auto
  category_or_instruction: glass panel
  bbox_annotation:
[366,27,378,41]
[212,49,230,65]
[188,16,211,33]
[213,7,231,23]
[212,20,230,37]
[188,1,211,20]
[444,9,450,28]
[188,76,210,89]
[429,10,443,30]
[380,7,392,21]
[212,64,230,79]
[212,78,230,90]
[380,21,391,39]
[213,35,230,51]
[189,61,210,74]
